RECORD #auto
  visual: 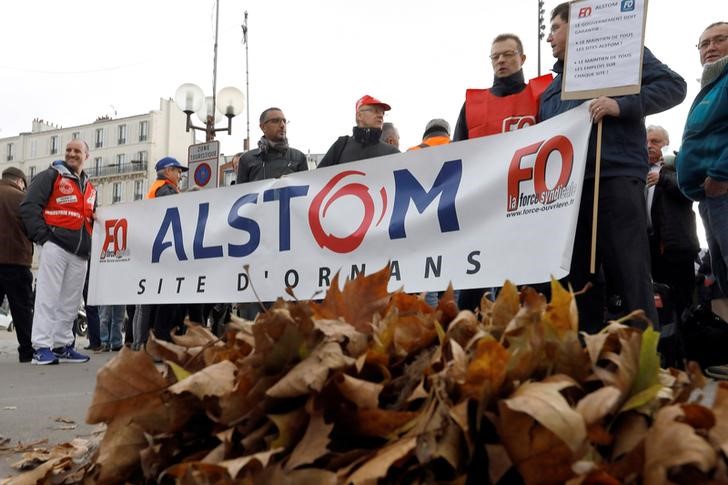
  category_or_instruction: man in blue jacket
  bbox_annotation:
[539,3,687,332]
[676,22,728,300]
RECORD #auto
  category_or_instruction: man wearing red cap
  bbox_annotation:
[318,95,400,167]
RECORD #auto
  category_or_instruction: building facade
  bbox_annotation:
[0,98,195,207]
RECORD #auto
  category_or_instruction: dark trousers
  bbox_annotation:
[650,246,696,322]
[125,304,135,344]
[568,177,658,333]
[153,304,183,342]
[82,269,101,347]
[0,264,34,360]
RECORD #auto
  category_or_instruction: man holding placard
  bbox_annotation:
[539,1,686,332]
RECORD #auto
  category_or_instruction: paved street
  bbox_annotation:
[0,329,113,480]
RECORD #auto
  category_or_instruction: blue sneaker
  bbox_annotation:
[32,348,59,365]
[52,345,90,363]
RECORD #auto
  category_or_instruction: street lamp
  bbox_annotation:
[174,83,245,141]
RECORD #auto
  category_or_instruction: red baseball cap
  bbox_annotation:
[355,94,391,112]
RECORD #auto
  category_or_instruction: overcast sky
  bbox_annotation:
[0,0,721,158]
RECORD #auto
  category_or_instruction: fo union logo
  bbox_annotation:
[100,218,130,261]
[506,136,575,212]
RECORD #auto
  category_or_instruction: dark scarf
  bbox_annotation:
[258,136,289,155]
[490,69,527,97]
[352,126,383,145]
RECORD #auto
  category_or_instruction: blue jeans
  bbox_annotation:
[100,305,125,348]
[699,194,728,295]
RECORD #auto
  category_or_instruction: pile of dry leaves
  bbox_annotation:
[8,267,728,484]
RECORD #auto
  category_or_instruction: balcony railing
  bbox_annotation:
[87,161,147,178]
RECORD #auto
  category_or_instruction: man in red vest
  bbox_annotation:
[453,33,552,310]
[453,33,552,142]
[20,140,96,365]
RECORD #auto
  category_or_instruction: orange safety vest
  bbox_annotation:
[43,174,96,235]
[146,179,179,199]
[407,135,451,151]
[465,74,553,139]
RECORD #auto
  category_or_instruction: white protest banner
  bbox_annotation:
[88,104,591,305]
[563,0,647,99]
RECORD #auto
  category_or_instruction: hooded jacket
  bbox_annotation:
[20,161,96,259]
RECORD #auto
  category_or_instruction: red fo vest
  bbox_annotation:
[465,74,553,139]
[43,174,96,235]
[146,179,178,199]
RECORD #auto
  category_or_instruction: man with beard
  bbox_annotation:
[236,107,308,184]
[235,107,308,320]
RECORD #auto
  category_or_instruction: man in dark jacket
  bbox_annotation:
[318,95,399,167]
[236,107,307,184]
[646,126,700,320]
[0,167,34,362]
[539,3,687,332]
[20,140,96,364]
[235,108,307,319]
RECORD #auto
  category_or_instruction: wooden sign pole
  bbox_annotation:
[589,120,603,274]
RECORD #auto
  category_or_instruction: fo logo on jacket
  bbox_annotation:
[100,218,130,261]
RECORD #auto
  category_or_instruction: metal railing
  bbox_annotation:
[87,161,147,178]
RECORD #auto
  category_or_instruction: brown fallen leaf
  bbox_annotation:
[219,447,284,478]
[5,457,72,485]
[53,417,75,424]
[286,412,334,470]
[93,420,147,484]
[347,437,417,484]
[86,347,168,425]
[489,280,520,330]
[266,342,354,398]
[311,266,392,333]
[350,408,420,438]
[460,337,509,402]
[710,382,728,456]
[501,376,586,453]
[498,403,576,484]
[168,359,238,399]
[336,373,383,409]
[576,386,621,426]
[643,404,717,484]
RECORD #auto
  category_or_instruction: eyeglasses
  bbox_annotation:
[490,50,520,61]
[697,34,728,50]
[359,107,385,114]
[264,117,288,125]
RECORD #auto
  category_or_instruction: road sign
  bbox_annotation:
[188,141,220,190]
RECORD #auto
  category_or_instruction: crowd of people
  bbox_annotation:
[0,4,726,372]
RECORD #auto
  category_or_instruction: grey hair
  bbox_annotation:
[647,125,670,145]
[380,122,397,141]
